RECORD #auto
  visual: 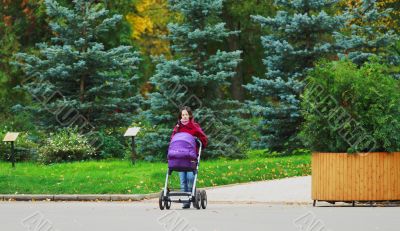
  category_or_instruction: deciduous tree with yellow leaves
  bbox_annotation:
[335,0,399,66]
[341,0,400,33]
[126,0,173,56]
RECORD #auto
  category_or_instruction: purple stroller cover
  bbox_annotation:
[168,132,198,170]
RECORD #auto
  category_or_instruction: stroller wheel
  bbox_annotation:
[159,190,165,210]
[200,190,207,209]
[165,199,171,210]
[193,189,201,210]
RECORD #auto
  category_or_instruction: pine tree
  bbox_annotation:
[245,0,346,153]
[138,0,243,160]
[14,0,141,131]
[334,0,399,66]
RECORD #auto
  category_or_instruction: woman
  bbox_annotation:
[170,106,207,208]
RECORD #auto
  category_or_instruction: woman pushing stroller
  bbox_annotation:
[167,106,208,209]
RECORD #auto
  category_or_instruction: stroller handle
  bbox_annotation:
[195,138,202,148]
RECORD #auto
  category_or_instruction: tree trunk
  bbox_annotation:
[80,76,85,102]
[226,19,244,101]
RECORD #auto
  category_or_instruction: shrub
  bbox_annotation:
[98,130,126,159]
[300,59,400,153]
[13,133,39,161]
[38,128,95,164]
[134,119,165,161]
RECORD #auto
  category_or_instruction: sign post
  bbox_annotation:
[3,132,20,168]
[124,127,140,164]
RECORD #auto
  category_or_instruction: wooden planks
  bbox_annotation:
[312,152,400,201]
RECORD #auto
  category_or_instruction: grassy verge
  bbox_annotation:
[0,152,311,194]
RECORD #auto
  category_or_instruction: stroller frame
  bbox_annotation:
[159,139,207,210]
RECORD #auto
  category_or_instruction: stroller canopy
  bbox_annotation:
[168,132,197,161]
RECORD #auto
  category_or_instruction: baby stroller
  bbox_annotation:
[159,132,207,210]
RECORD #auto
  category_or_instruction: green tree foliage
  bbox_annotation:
[14,0,142,132]
[222,0,275,101]
[0,0,50,119]
[139,0,244,160]
[245,0,346,153]
[99,0,137,48]
[0,24,21,117]
[0,0,50,47]
[301,59,400,153]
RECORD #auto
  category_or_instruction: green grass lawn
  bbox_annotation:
[0,151,311,194]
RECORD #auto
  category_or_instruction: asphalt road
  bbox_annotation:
[0,201,399,231]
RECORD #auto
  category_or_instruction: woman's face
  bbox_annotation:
[181,110,190,120]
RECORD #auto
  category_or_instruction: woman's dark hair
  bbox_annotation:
[178,106,193,120]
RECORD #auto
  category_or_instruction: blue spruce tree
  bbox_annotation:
[334,0,400,66]
[138,0,243,160]
[245,0,346,153]
[14,0,141,131]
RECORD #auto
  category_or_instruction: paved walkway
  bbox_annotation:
[2,201,399,231]
[205,176,311,203]
[0,176,312,203]
[145,176,312,204]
